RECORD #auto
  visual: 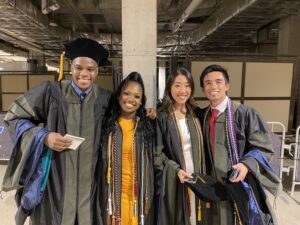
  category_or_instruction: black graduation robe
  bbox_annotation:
[154,110,210,225]
[97,121,155,225]
[1,80,111,225]
[197,100,281,225]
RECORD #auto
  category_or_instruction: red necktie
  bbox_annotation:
[209,109,218,157]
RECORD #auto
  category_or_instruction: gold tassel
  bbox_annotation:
[107,214,111,225]
[58,51,65,81]
[234,202,243,225]
[112,216,115,225]
[197,200,202,221]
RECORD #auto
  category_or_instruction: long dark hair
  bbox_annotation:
[102,71,153,148]
[159,67,197,115]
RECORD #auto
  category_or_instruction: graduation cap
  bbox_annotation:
[64,38,109,67]
[58,38,109,81]
[185,173,250,225]
[185,173,228,202]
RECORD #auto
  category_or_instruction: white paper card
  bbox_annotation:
[64,134,85,150]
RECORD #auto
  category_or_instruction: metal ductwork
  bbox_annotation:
[1,0,300,57]
[181,0,258,44]
[0,0,70,56]
[172,0,205,33]
[158,0,300,53]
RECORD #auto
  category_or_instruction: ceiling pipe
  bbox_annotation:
[180,0,259,45]
[172,0,205,33]
[61,0,89,30]
[0,41,29,58]
[0,0,70,55]
[0,28,48,55]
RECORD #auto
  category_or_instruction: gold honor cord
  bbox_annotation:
[197,199,202,221]
[234,202,243,225]
[58,51,65,81]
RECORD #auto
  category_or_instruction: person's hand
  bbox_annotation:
[177,169,193,183]
[146,108,157,120]
[229,163,249,183]
[44,132,72,152]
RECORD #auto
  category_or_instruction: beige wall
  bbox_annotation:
[2,94,21,111]
[95,76,114,92]
[29,75,54,89]
[1,74,55,111]
[1,75,27,92]
[244,100,290,130]
[245,62,293,97]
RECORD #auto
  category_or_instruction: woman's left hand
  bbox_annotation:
[177,169,193,183]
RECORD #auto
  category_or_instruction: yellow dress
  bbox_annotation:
[118,117,138,225]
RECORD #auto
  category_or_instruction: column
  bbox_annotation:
[122,0,157,107]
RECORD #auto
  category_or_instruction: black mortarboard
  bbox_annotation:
[185,173,228,202]
[64,38,109,66]
[185,173,250,225]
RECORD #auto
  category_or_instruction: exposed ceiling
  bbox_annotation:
[0,0,300,62]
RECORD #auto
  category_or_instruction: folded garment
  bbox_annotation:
[185,172,250,225]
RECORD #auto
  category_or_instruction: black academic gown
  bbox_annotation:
[197,100,281,225]
[154,110,210,225]
[1,80,111,225]
[97,121,155,225]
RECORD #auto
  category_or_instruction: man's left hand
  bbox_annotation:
[230,163,249,183]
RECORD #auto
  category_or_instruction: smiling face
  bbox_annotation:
[71,57,98,90]
[202,71,229,107]
[170,74,192,108]
[119,81,143,119]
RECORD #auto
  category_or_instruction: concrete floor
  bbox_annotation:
[0,164,300,225]
[0,165,30,225]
